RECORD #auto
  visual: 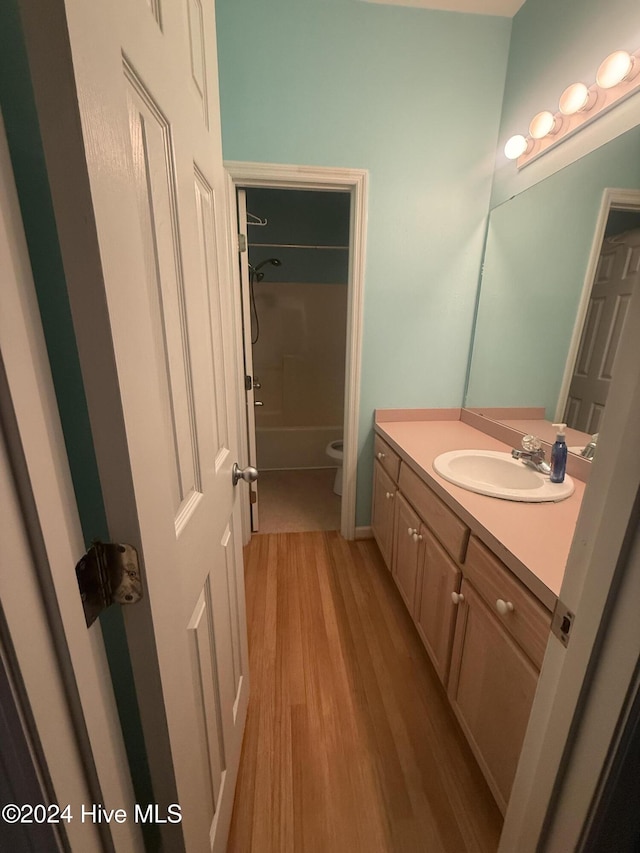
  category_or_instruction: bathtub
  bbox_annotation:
[256,425,342,470]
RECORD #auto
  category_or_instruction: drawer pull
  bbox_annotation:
[451,591,465,605]
[496,599,514,616]
[412,532,423,543]
[377,451,386,460]
[385,491,394,499]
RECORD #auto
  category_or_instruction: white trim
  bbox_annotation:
[555,187,640,422]
[224,172,252,545]
[499,200,640,850]
[225,161,368,541]
[355,526,373,540]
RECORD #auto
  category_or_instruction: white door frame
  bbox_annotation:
[555,187,640,422]
[0,109,142,853]
[499,186,640,849]
[225,161,368,542]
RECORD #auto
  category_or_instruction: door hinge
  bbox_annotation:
[75,541,143,628]
[238,233,247,252]
[250,489,257,504]
[551,599,575,648]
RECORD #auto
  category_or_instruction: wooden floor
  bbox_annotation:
[227,532,502,853]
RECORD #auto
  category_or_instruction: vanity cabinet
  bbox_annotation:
[392,493,422,612]
[371,435,401,569]
[371,431,554,814]
[414,528,461,685]
[448,536,552,813]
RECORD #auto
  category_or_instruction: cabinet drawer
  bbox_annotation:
[374,434,401,483]
[463,536,551,669]
[398,463,469,564]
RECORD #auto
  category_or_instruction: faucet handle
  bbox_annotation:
[522,434,542,452]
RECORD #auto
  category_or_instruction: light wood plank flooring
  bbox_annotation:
[228,532,502,853]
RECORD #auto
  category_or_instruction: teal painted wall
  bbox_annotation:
[216,0,512,524]
[491,0,640,206]
[245,188,350,283]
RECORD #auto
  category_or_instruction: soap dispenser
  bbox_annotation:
[550,423,568,483]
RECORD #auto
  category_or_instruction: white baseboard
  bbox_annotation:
[355,526,373,540]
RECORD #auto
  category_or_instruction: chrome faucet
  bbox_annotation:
[511,434,551,475]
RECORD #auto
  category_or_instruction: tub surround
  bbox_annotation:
[374,409,585,610]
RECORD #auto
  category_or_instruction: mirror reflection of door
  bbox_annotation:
[564,220,640,433]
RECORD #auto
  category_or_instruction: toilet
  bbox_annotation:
[325,440,344,496]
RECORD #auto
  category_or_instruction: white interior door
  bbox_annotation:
[564,228,640,432]
[18,0,250,850]
[237,189,260,530]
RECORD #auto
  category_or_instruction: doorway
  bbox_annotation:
[227,162,368,542]
[240,188,350,534]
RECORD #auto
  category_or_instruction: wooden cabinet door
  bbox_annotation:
[392,493,422,612]
[415,527,461,685]
[371,460,397,569]
[448,580,539,814]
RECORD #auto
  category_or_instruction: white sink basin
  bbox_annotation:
[433,450,574,502]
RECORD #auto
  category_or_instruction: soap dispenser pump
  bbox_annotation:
[550,423,568,483]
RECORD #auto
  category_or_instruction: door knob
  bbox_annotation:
[232,463,259,486]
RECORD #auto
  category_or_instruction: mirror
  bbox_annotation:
[465,124,640,446]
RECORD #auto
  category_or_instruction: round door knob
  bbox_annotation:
[232,463,259,486]
[377,451,385,460]
[496,599,514,616]
[412,532,422,543]
[385,491,394,499]
[451,591,465,605]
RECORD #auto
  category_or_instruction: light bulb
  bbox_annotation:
[529,110,560,139]
[504,134,530,160]
[596,50,637,89]
[558,82,594,115]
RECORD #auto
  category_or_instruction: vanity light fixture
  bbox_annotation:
[558,82,596,116]
[504,45,640,169]
[529,110,561,139]
[504,134,532,160]
[596,50,639,89]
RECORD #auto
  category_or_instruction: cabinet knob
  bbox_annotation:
[496,599,514,616]
[377,452,385,460]
[451,591,465,605]
[412,532,422,543]
[385,491,394,499]
[407,527,417,537]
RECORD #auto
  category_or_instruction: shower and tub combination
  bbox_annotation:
[249,236,347,495]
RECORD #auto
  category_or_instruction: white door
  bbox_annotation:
[0,111,142,852]
[237,189,261,530]
[564,228,640,432]
[18,0,250,850]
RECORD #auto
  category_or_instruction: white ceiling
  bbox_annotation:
[360,0,526,18]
